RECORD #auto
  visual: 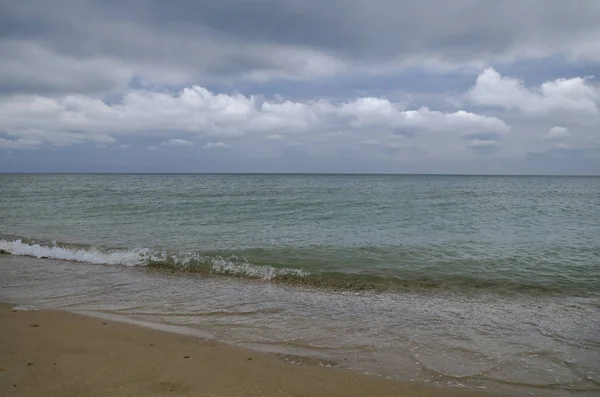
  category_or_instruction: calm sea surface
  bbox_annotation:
[1,174,599,395]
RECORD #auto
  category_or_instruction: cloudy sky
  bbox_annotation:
[1,0,599,174]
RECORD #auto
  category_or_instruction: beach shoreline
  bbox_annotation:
[0,301,496,397]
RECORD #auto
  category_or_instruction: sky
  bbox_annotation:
[1,0,599,174]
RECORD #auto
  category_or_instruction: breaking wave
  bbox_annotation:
[0,237,309,280]
[1,236,596,295]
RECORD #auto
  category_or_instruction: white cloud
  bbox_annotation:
[399,107,509,134]
[0,86,509,149]
[467,139,498,149]
[0,138,43,150]
[546,126,571,141]
[264,134,283,141]
[202,142,230,150]
[163,139,195,147]
[468,68,600,115]
[337,97,399,126]
[361,140,381,146]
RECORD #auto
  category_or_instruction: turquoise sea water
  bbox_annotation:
[1,174,599,395]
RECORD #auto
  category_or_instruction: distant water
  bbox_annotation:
[1,174,599,395]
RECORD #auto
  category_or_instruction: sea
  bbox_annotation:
[1,174,599,396]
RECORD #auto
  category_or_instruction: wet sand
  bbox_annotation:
[0,302,495,397]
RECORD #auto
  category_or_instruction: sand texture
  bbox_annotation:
[0,303,496,396]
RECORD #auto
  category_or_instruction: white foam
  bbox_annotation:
[0,239,148,266]
[209,256,309,280]
[12,305,40,312]
[0,239,309,280]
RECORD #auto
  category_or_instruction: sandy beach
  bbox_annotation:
[0,302,497,397]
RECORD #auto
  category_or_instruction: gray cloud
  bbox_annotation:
[1,1,600,95]
[467,139,499,152]
[545,126,570,141]
[1,1,600,174]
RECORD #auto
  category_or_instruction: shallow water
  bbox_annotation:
[1,174,599,395]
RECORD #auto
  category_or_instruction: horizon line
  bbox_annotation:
[1,172,599,177]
